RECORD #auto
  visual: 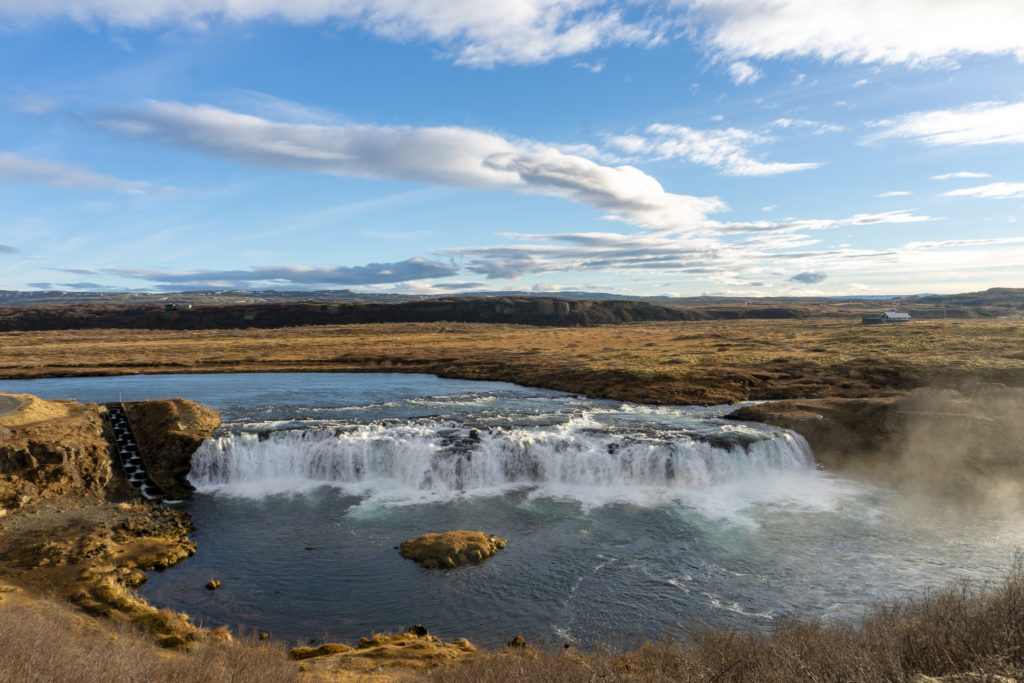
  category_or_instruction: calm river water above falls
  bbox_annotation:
[3,372,1022,648]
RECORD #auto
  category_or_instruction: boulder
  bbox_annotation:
[399,530,506,569]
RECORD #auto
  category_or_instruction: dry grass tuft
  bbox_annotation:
[428,559,1024,682]
[0,595,298,682]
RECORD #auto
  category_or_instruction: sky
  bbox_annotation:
[1,1,1023,297]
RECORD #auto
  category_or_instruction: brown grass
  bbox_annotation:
[5,559,1024,681]
[427,559,1024,682]
[0,594,298,682]
[1,319,1023,404]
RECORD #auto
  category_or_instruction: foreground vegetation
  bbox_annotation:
[3,558,1024,681]
[1,318,1023,404]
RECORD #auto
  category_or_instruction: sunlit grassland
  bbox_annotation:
[1,318,1022,403]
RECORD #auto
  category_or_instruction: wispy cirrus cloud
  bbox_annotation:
[5,0,1023,71]
[770,118,844,135]
[0,150,168,193]
[868,101,1024,146]
[943,182,1024,199]
[605,123,819,176]
[684,0,1024,67]
[9,94,61,114]
[445,208,941,282]
[932,171,991,180]
[99,100,728,232]
[0,244,18,254]
[0,0,661,68]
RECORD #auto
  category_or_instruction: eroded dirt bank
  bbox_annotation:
[0,394,219,647]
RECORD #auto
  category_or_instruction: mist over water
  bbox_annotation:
[3,372,1022,648]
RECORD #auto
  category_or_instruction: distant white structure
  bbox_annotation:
[862,311,912,324]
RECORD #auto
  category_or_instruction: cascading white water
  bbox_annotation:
[188,417,814,496]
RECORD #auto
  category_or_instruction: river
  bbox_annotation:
[2,372,1021,648]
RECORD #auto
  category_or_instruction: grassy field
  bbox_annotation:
[1,318,1022,404]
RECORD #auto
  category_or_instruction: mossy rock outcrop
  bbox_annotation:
[399,530,506,569]
[289,626,477,674]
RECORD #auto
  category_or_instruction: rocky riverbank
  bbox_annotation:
[0,394,220,647]
[728,387,1024,504]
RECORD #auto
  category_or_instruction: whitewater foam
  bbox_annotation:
[189,417,821,512]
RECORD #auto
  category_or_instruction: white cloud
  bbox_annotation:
[854,79,868,87]
[943,182,1024,199]
[102,100,726,232]
[684,0,1024,67]
[770,118,844,134]
[876,190,910,197]
[869,101,1024,146]
[0,150,164,193]
[605,123,819,176]
[902,237,1024,250]
[7,0,1024,71]
[9,94,60,114]
[109,256,458,289]
[931,171,991,180]
[838,209,937,225]
[444,208,942,283]
[0,0,659,67]
[727,60,762,85]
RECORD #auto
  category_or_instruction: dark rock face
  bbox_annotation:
[122,399,220,500]
[728,388,1024,504]
[727,396,900,470]
[0,297,707,332]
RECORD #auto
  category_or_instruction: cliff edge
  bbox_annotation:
[728,387,1024,504]
[123,399,220,500]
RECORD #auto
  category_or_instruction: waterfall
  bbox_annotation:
[189,418,814,497]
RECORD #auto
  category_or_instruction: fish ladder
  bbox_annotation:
[104,403,177,503]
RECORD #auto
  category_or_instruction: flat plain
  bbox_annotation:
[1,318,1022,404]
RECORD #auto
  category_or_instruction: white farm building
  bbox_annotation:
[862,311,912,324]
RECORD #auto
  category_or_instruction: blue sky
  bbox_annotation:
[1,1,1023,297]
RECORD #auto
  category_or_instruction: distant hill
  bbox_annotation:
[0,297,708,332]
[899,288,1024,308]
[0,289,425,307]
[0,288,1019,330]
